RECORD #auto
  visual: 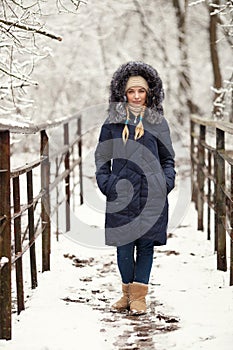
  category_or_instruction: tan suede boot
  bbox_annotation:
[111,283,130,312]
[129,282,148,315]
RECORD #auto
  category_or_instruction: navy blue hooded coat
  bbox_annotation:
[95,62,176,247]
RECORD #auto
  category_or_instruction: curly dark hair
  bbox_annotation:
[108,61,164,124]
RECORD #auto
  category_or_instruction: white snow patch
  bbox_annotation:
[0,118,32,129]
[0,257,9,267]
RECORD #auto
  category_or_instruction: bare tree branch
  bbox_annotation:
[0,18,63,41]
[9,0,39,11]
[0,67,38,85]
[0,83,30,89]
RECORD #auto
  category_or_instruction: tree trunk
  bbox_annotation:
[172,0,200,123]
[208,0,223,118]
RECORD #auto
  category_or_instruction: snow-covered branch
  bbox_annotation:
[0,0,84,118]
[0,67,38,85]
[189,0,205,6]
[0,18,63,41]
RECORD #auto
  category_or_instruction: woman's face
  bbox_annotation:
[126,86,147,107]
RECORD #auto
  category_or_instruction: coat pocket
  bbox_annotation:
[154,172,167,196]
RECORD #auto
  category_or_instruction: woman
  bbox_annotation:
[95,61,176,315]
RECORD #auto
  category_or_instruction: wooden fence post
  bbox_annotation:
[78,117,83,205]
[197,125,205,231]
[207,150,212,240]
[55,157,59,241]
[13,176,25,314]
[64,123,70,231]
[0,130,12,340]
[41,130,51,272]
[190,119,196,204]
[27,170,38,288]
[214,145,218,252]
[215,128,227,271]
[230,163,233,285]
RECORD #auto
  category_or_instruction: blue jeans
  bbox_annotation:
[117,238,154,285]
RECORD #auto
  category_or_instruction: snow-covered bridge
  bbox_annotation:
[0,114,233,349]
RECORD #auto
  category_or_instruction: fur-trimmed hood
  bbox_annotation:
[108,61,164,124]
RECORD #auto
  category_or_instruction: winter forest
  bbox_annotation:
[0,0,232,128]
[0,1,233,350]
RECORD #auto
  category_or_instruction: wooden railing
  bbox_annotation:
[190,115,233,286]
[0,115,83,339]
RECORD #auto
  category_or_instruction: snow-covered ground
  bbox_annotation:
[0,173,233,349]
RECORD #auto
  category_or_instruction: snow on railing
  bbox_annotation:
[0,256,9,268]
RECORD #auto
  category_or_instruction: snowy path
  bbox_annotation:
[0,201,233,350]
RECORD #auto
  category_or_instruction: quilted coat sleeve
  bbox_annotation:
[94,123,113,195]
[157,119,176,194]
